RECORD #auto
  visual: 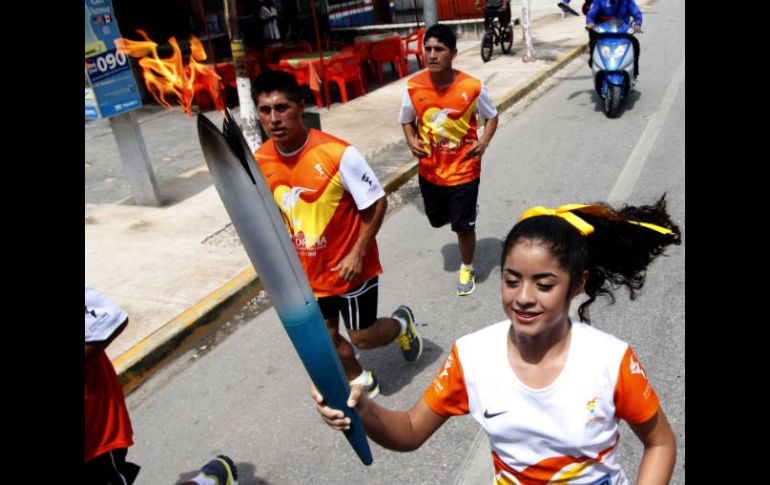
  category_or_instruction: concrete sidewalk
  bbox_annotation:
[85,5,622,393]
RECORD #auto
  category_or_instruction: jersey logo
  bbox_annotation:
[280,186,317,230]
[314,163,324,177]
[428,108,460,139]
[483,409,507,419]
[585,397,605,428]
[629,355,647,380]
[361,173,373,187]
[461,91,468,102]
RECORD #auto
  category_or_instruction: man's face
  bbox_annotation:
[256,91,306,150]
[423,37,457,74]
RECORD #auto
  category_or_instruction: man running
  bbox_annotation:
[400,23,499,296]
[252,70,423,398]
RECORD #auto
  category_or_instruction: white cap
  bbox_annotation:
[85,285,128,343]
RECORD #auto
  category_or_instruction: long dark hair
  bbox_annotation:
[501,195,681,323]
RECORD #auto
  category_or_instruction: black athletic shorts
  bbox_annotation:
[484,6,511,30]
[84,448,141,485]
[317,276,379,331]
[418,176,479,232]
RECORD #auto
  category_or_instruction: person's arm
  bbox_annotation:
[629,0,643,28]
[331,196,387,282]
[399,89,429,159]
[629,409,677,484]
[467,115,498,158]
[85,317,129,361]
[313,384,449,451]
[467,83,499,158]
[402,123,429,159]
[585,1,599,27]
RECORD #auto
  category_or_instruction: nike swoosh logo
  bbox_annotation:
[483,409,507,419]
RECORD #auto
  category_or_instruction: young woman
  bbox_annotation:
[314,196,680,484]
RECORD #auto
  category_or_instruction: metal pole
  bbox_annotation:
[197,0,218,65]
[224,0,262,152]
[109,111,162,206]
[310,0,326,107]
[422,0,438,28]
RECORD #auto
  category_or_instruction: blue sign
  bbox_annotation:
[85,0,142,119]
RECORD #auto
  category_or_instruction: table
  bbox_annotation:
[278,51,356,95]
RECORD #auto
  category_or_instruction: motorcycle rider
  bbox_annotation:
[585,0,643,79]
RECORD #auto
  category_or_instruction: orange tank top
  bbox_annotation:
[253,129,382,297]
[407,70,483,186]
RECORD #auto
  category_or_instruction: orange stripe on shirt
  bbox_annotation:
[492,441,617,485]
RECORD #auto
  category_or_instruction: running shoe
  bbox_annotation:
[198,455,238,485]
[457,267,476,296]
[393,305,423,362]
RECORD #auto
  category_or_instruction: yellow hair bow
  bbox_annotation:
[518,204,675,236]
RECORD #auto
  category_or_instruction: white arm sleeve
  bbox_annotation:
[398,89,417,124]
[476,83,498,120]
[85,285,128,343]
[339,146,386,210]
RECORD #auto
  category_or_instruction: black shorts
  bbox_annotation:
[484,7,511,29]
[84,448,141,485]
[418,176,479,232]
[317,276,379,331]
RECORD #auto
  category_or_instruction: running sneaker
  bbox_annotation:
[351,370,380,399]
[457,266,476,296]
[393,305,423,362]
[197,455,238,485]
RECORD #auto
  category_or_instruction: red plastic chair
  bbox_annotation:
[323,55,367,106]
[214,63,237,89]
[402,29,425,69]
[369,37,409,84]
[267,63,324,108]
[342,43,375,81]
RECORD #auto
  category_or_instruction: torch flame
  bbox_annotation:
[118,30,225,115]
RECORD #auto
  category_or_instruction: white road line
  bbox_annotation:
[607,54,685,204]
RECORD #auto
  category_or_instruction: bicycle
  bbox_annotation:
[480,9,513,62]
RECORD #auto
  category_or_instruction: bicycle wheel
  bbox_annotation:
[481,31,494,62]
[501,24,514,53]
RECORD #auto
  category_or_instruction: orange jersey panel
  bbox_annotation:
[253,129,382,297]
[613,346,660,424]
[423,343,470,416]
[407,70,482,186]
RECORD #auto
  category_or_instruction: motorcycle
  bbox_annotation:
[590,18,638,118]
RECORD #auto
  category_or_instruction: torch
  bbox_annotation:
[197,108,373,465]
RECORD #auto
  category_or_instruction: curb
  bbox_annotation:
[117,38,588,396]
[116,268,262,394]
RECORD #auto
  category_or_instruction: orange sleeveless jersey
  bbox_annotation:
[253,129,382,297]
[407,70,483,186]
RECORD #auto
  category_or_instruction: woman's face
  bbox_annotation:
[501,240,583,339]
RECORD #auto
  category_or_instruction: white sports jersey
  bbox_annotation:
[423,319,659,485]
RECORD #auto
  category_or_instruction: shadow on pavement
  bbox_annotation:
[441,237,502,283]
[357,337,444,397]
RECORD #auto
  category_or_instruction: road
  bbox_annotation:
[126,0,685,482]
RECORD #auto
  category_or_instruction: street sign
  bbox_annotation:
[85,0,143,119]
